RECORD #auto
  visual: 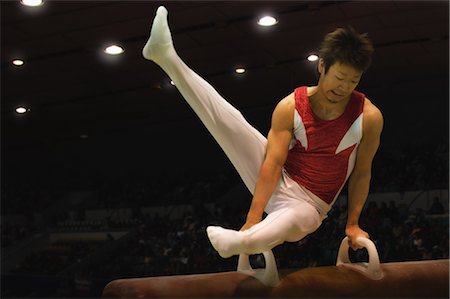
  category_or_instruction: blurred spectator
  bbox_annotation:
[428,197,445,214]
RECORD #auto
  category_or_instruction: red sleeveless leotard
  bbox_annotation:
[284,86,365,205]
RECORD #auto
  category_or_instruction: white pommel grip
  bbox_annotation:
[336,236,384,280]
[237,250,280,287]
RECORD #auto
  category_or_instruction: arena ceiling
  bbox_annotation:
[1,1,449,181]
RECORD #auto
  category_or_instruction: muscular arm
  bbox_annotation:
[346,99,384,249]
[241,93,294,231]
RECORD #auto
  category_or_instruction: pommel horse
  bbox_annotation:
[102,237,449,298]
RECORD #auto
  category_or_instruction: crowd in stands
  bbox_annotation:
[12,240,105,276]
[7,195,447,298]
[1,141,448,297]
[1,223,36,249]
[81,198,449,278]
[371,140,448,192]
[1,168,237,250]
[3,196,448,297]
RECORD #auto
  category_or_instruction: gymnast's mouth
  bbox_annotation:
[331,90,345,97]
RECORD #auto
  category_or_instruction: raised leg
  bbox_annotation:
[143,6,266,193]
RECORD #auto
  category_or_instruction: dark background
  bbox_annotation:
[1,1,449,298]
[2,1,448,188]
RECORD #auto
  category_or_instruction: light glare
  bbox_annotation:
[21,0,43,6]
[16,107,27,114]
[104,45,124,55]
[307,54,319,62]
[257,16,278,27]
[235,68,246,74]
[12,59,24,66]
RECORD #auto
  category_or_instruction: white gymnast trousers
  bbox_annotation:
[143,6,322,259]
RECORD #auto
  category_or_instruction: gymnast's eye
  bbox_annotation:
[335,76,343,81]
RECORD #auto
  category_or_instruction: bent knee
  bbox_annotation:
[297,209,322,233]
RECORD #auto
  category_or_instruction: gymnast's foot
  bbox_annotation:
[206,226,244,258]
[142,6,175,63]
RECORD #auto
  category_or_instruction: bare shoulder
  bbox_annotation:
[363,98,384,134]
[277,91,295,111]
[272,92,295,130]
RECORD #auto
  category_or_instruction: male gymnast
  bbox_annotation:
[142,6,383,259]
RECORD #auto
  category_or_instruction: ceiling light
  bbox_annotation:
[104,45,124,55]
[21,0,43,6]
[16,107,28,114]
[235,67,246,74]
[12,59,24,66]
[257,16,278,27]
[170,80,175,86]
[80,134,89,139]
[307,54,319,62]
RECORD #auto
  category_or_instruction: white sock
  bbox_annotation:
[206,226,244,258]
[142,6,176,64]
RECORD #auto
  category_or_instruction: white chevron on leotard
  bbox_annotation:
[335,113,363,154]
[293,110,308,150]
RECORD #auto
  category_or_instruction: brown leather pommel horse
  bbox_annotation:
[102,237,449,298]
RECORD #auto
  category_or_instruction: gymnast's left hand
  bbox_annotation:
[345,224,369,251]
[240,216,261,232]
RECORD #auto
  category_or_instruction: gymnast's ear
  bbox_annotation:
[318,58,325,75]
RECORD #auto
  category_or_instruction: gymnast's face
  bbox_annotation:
[318,60,363,104]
